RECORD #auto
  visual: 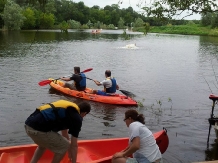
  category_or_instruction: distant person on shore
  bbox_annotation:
[25,100,91,163]
[112,109,162,163]
[60,67,86,91]
[91,70,119,96]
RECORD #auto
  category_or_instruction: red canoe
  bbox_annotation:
[49,79,138,106]
[0,129,168,163]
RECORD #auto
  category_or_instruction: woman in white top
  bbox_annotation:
[112,109,162,163]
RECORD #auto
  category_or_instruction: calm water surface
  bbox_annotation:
[0,29,218,163]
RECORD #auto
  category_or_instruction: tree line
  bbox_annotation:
[0,0,217,30]
[0,0,153,30]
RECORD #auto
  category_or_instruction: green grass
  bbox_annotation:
[136,24,218,37]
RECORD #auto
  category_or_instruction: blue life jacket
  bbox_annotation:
[79,73,86,87]
[105,78,117,93]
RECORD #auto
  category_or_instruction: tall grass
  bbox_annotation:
[136,24,218,37]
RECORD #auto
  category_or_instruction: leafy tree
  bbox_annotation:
[59,20,69,32]
[39,13,55,29]
[73,1,90,24]
[118,17,125,29]
[44,0,56,14]
[55,0,74,23]
[95,21,101,29]
[86,20,92,28]
[211,13,218,28]
[0,0,6,28]
[111,4,119,10]
[104,5,113,11]
[111,10,119,26]
[100,10,108,24]
[107,24,115,29]
[33,9,41,28]
[68,19,81,29]
[80,24,89,29]
[133,0,218,19]
[126,6,133,13]
[143,22,150,35]
[2,0,25,30]
[92,5,100,10]
[22,7,36,29]
[134,18,144,27]
[120,9,134,25]
[201,13,213,26]
[0,0,6,14]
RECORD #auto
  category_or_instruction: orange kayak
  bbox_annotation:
[0,129,168,163]
[49,79,138,106]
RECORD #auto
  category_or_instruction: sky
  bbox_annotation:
[73,0,201,20]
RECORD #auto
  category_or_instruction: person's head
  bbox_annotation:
[105,70,111,77]
[78,102,91,117]
[123,109,145,127]
[74,67,80,74]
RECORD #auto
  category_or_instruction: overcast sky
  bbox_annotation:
[73,0,201,20]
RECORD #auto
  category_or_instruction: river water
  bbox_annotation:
[0,29,218,163]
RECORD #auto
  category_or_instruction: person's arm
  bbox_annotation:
[122,137,140,156]
[61,77,71,81]
[112,137,140,159]
[94,80,102,86]
[121,145,130,152]
[68,136,78,163]
[116,84,119,90]
[61,129,70,140]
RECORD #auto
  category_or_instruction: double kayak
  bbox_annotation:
[0,129,169,163]
[49,79,138,106]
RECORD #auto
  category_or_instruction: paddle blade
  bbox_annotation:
[38,80,52,86]
[82,68,93,73]
[119,90,135,97]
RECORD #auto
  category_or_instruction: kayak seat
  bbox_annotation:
[0,151,29,163]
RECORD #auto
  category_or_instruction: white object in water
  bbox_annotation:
[125,43,137,49]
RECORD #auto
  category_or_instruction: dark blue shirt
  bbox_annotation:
[25,109,82,138]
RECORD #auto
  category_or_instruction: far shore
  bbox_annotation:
[2,25,218,37]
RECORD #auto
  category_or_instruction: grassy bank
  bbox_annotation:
[136,24,218,37]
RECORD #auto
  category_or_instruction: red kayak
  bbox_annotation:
[49,79,138,106]
[0,129,168,163]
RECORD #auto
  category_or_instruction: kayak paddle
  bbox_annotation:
[119,89,135,97]
[38,68,93,86]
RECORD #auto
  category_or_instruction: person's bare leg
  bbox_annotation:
[64,83,76,90]
[30,146,46,163]
[51,152,67,163]
[112,157,127,163]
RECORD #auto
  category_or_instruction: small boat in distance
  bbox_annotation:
[91,29,101,34]
[0,129,169,163]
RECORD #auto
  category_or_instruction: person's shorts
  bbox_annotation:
[126,158,138,163]
[64,83,76,90]
[25,125,70,154]
[126,157,162,163]
[97,90,109,96]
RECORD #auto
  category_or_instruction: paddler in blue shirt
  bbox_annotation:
[61,67,86,91]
